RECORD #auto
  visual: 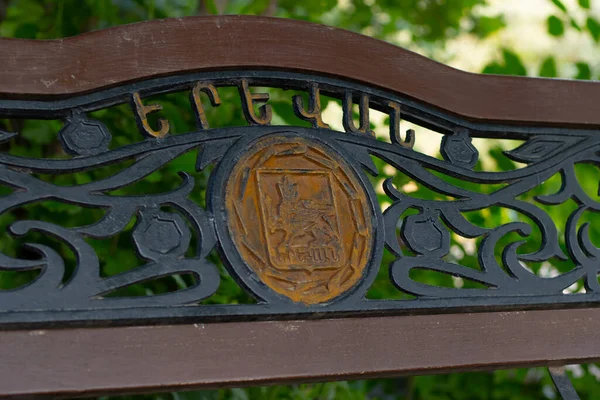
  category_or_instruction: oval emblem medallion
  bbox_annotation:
[221,134,376,305]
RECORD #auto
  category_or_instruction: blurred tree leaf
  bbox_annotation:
[587,16,600,42]
[575,62,592,80]
[548,15,565,36]
[482,49,527,76]
[501,50,527,75]
[579,0,591,9]
[551,0,568,13]
[202,0,219,15]
[539,56,557,77]
[471,15,506,38]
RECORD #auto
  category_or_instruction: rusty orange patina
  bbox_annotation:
[225,136,374,304]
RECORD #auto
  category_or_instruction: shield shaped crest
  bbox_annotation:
[257,170,344,270]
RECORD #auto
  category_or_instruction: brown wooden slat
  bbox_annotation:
[1,307,598,398]
[1,16,600,126]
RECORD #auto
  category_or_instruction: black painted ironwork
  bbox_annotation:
[549,367,580,400]
[0,70,599,328]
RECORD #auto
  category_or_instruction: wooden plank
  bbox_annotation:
[1,16,600,126]
[1,307,599,398]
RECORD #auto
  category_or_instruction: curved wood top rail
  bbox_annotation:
[1,15,600,126]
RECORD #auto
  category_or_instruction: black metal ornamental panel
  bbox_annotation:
[0,70,599,327]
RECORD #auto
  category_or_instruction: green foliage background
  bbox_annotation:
[0,0,599,399]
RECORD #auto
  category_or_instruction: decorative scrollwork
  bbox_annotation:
[0,70,598,326]
[0,131,224,310]
[373,129,596,298]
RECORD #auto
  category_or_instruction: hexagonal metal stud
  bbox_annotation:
[59,115,111,156]
[133,210,191,260]
[401,210,450,258]
[441,128,478,168]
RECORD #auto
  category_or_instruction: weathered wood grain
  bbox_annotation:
[1,16,600,126]
[1,307,599,398]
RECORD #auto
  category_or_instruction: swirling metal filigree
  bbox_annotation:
[0,70,598,326]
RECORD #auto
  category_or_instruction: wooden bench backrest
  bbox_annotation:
[0,16,598,399]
